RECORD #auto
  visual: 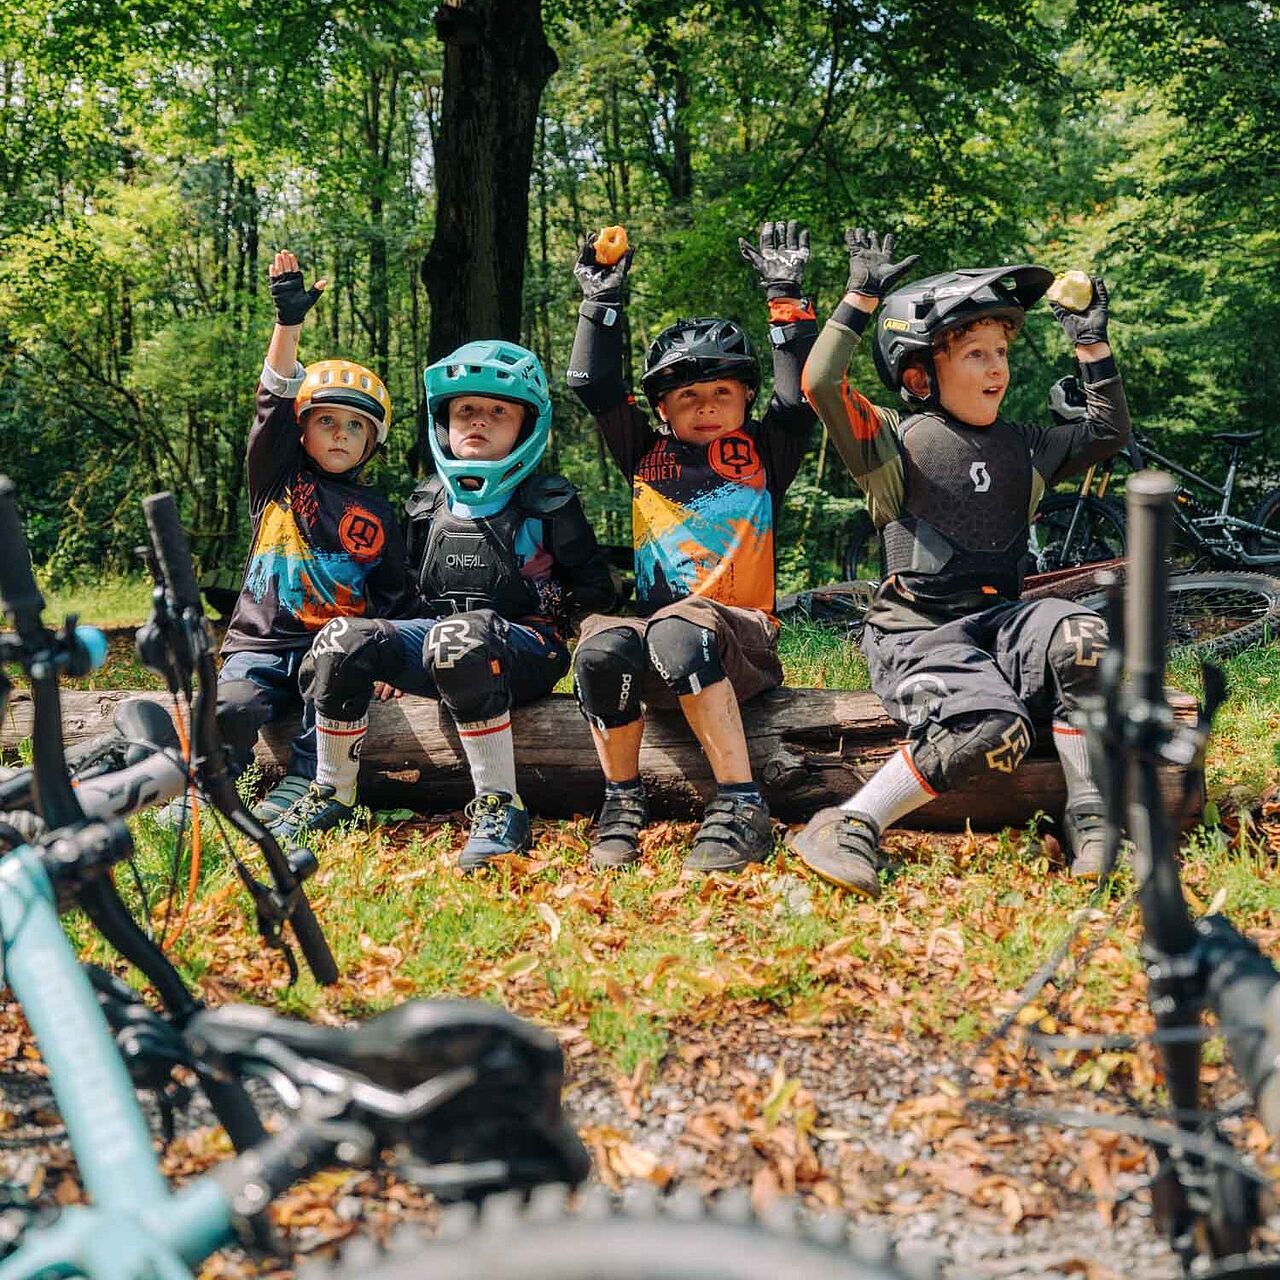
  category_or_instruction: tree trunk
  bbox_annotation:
[420,0,558,362]
[8,688,1203,830]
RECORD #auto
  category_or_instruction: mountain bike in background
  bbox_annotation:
[1030,376,1280,576]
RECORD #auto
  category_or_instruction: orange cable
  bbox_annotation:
[160,693,201,948]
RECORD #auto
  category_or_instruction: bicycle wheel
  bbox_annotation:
[1027,494,1126,572]
[306,1186,932,1280]
[1080,571,1280,660]
[1246,488,1280,558]
[841,510,883,583]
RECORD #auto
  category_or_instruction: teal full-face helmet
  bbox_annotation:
[423,340,552,504]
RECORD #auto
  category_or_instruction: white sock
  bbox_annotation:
[315,713,367,806]
[1053,720,1103,809]
[840,745,936,831]
[455,712,518,799]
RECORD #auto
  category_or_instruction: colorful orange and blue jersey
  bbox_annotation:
[567,296,818,617]
[222,382,417,655]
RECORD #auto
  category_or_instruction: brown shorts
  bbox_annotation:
[577,597,783,708]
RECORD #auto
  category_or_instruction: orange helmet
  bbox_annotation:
[295,360,391,445]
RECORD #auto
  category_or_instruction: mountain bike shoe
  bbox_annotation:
[788,808,888,898]
[1063,803,1115,880]
[589,783,649,870]
[271,782,353,841]
[684,793,774,873]
[253,773,312,827]
[459,792,531,871]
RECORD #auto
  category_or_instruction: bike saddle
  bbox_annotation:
[113,697,181,762]
[187,999,590,1187]
[187,998,560,1092]
[1211,430,1263,447]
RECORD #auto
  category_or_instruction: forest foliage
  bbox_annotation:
[1,0,1275,588]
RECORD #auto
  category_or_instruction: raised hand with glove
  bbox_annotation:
[268,249,328,327]
[843,228,919,302]
[1050,276,1111,352]
[573,235,635,305]
[739,219,810,299]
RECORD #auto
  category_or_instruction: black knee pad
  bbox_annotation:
[423,609,510,722]
[1047,612,1109,712]
[643,616,725,697]
[215,678,273,771]
[573,627,645,730]
[910,710,1034,793]
[299,616,403,722]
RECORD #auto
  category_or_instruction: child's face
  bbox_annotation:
[447,395,525,462]
[301,407,376,472]
[657,378,754,445]
[931,319,1010,427]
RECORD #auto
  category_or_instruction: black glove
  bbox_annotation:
[1050,276,1110,347]
[738,220,810,293]
[843,228,919,299]
[573,237,634,305]
[269,269,325,327]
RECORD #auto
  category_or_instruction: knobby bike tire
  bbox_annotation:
[1027,493,1127,572]
[1080,571,1280,660]
[300,1186,934,1280]
[1246,488,1280,558]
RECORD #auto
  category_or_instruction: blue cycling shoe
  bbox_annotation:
[459,792,531,871]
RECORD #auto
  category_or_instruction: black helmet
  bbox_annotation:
[872,265,1054,407]
[640,317,760,410]
[1048,374,1088,425]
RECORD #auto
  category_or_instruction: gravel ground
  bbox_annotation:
[563,1018,1185,1279]
[1,1013,1268,1278]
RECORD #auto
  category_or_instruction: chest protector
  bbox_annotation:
[406,476,543,619]
[881,412,1031,607]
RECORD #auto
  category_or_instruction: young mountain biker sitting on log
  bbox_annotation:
[565,221,818,873]
[159,249,416,829]
[790,230,1130,894]
[279,341,616,869]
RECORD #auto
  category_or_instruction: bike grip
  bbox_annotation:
[1126,434,1144,470]
[74,626,109,673]
[142,493,201,613]
[0,476,44,620]
[289,894,340,986]
[1203,915,1280,1139]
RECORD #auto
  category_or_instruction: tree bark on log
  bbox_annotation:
[2,688,1202,829]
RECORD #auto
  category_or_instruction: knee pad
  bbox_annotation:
[215,678,272,769]
[424,610,509,722]
[299,617,402,722]
[910,710,1034,793]
[643,616,725,697]
[573,627,645,730]
[1047,613,1109,711]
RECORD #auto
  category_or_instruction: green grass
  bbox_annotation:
[37,575,1280,1077]
[41,575,155,628]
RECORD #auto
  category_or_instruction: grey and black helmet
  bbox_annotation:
[640,317,760,410]
[873,265,1053,407]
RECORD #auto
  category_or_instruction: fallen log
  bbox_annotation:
[2,687,1202,829]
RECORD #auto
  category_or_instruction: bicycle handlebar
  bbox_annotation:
[142,493,201,614]
[1199,914,1280,1139]
[0,478,46,640]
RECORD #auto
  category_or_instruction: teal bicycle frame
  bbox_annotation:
[0,843,233,1280]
